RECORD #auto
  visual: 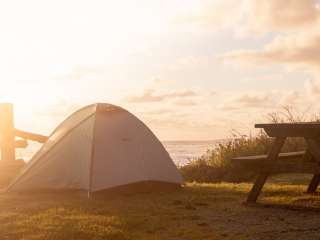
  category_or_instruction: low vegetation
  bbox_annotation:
[180,107,312,183]
[180,131,306,183]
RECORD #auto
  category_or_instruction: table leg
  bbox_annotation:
[305,139,320,193]
[246,137,286,203]
[307,174,320,193]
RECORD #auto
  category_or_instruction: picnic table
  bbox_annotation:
[245,122,320,203]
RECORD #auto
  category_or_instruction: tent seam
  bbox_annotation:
[88,104,99,196]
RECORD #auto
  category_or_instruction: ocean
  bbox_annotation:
[15,140,224,166]
[162,140,223,166]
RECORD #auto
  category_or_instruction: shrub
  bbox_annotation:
[180,107,310,183]
[180,132,271,183]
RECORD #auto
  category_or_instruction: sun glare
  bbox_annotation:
[0,0,177,119]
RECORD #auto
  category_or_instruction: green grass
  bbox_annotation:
[1,176,320,240]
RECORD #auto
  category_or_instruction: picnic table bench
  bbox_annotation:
[232,122,320,203]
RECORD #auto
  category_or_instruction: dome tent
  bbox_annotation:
[7,103,182,194]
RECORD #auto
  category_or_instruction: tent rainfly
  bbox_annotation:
[7,103,182,193]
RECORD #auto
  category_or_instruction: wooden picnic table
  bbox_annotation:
[247,122,320,203]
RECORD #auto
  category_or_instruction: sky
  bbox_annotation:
[1,0,320,140]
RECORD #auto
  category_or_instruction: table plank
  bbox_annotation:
[255,123,320,137]
[232,151,305,161]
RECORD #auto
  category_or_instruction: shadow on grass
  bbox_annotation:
[246,201,320,212]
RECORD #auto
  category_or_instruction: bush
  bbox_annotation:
[180,132,306,183]
[180,132,270,183]
[180,107,310,183]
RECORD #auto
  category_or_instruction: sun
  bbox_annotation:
[0,79,61,121]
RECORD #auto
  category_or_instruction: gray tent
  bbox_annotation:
[7,103,182,193]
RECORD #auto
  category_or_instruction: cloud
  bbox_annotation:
[218,80,320,112]
[179,0,320,35]
[174,99,198,106]
[167,90,196,98]
[204,0,320,76]
[149,77,176,87]
[35,100,81,117]
[176,0,243,31]
[126,89,197,103]
[218,92,275,110]
[305,79,320,95]
[144,113,218,131]
[279,91,302,106]
[126,89,164,103]
[137,108,174,116]
[243,0,320,33]
[55,65,107,81]
[223,32,320,72]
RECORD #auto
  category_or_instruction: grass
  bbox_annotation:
[1,175,320,239]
